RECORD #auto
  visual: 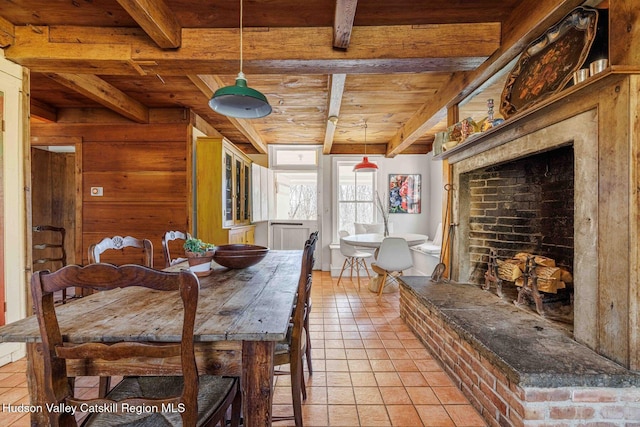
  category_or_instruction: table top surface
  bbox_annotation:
[341,233,428,248]
[0,250,302,344]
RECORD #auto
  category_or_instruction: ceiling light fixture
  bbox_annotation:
[353,120,378,173]
[209,0,272,119]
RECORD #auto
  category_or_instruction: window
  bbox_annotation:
[274,172,317,220]
[336,161,377,237]
[269,145,320,220]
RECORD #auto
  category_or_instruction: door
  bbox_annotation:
[271,221,317,250]
[269,170,319,268]
[0,61,26,364]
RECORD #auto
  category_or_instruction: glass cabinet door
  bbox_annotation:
[235,157,242,222]
[224,151,233,226]
[243,162,250,222]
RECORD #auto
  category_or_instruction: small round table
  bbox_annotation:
[341,233,428,293]
[341,233,428,249]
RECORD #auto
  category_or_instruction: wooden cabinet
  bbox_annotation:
[196,137,255,245]
[228,225,255,244]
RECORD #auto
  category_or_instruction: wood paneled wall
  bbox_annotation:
[31,109,192,268]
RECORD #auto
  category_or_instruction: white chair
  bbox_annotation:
[354,222,394,235]
[371,237,413,296]
[337,230,372,290]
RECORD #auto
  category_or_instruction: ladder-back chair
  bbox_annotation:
[31,263,241,427]
[32,225,68,303]
[273,231,317,427]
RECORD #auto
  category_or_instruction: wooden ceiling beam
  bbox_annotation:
[6,23,501,75]
[323,74,346,154]
[386,0,584,157]
[115,0,182,49]
[30,98,57,123]
[0,15,14,48]
[188,74,268,154]
[45,73,149,123]
[333,0,358,49]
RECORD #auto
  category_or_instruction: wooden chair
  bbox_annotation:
[88,235,153,268]
[274,232,317,427]
[32,225,68,303]
[87,235,153,396]
[162,230,190,268]
[337,230,372,290]
[30,263,241,427]
[302,231,318,375]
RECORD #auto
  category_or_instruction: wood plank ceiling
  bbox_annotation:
[0,0,583,156]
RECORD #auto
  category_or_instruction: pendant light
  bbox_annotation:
[209,0,272,119]
[353,121,378,172]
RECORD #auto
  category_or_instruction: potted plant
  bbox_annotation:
[184,238,216,275]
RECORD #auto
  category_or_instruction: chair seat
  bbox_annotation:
[84,375,238,427]
[351,250,373,259]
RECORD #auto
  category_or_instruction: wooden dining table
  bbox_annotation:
[0,250,302,427]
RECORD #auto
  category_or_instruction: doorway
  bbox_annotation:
[30,146,77,269]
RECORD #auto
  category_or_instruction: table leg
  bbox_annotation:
[242,340,275,427]
[26,343,49,426]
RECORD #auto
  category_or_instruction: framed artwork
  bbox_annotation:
[388,174,421,214]
[500,7,598,118]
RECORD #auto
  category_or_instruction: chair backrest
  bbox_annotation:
[432,223,443,246]
[338,230,359,257]
[354,223,367,234]
[354,223,390,234]
[32,225,67,271]
[31,264,201,426]
[375,237,413,272]
[290,236,316,356]
[162,230,190,268]
[88,235,153,268]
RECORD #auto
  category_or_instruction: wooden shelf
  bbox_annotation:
[433,67,640,164]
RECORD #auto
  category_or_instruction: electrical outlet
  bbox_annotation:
[90,187,103,196]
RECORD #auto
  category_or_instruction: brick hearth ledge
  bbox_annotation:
[399,277,640,426]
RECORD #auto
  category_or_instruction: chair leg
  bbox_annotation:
[336,258,349,286]
[377,272,389,297]
[230,380,242,427]
[98,376,111,397]
[355,258,361,291]
[291,356,304,427]
[361,259,372,280]
[304,318,313,375]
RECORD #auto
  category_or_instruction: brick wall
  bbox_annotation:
[461,146,574,284]
[400,288,640,427]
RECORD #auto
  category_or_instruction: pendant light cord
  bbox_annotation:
[239,0,243,73]
[364,120,368,155]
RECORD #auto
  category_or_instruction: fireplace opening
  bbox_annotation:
[460,145,574,326]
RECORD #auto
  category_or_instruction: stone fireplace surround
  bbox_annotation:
[400,73,640,426]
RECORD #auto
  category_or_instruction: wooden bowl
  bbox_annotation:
[213,244,269,269]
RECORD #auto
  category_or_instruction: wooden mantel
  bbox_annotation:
[440,69,640,371]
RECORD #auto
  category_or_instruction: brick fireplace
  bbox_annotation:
[401,73,640,426]
[462,145,575,289]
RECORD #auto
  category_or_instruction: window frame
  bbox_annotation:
[332,158,379,242]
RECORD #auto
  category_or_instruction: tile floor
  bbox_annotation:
[0,271,487,426]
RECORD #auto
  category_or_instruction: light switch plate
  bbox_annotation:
[90,187,103,196]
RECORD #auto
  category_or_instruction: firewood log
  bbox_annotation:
[534,255,556,267]
[513,252,556,267]
[560,268,573,284]
[496,258,522,281]
[514,266,561,293]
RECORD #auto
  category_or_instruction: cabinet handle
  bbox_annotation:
[271,222,304,226]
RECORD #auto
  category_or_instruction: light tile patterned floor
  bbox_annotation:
[0,271,487,426]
